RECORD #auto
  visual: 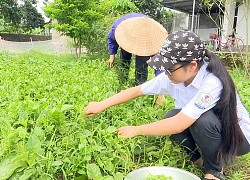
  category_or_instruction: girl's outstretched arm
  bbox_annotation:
[84,85,144,117]
[117,112,196,138]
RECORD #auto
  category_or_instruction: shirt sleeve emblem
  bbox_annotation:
[194,93,213,109]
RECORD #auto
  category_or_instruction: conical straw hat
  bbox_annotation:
[115,17,168,56]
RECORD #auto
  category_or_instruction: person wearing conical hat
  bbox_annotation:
[85,30,250,180]
[107,13,167,85]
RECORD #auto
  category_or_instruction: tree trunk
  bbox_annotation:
[79,38,82,59]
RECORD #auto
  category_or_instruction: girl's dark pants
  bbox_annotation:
[119,48,149,85]
[165,109,250,172]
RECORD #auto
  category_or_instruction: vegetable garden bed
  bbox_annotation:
[0,51,249,179]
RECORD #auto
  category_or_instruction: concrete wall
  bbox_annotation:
[196,13,220,41]
[0,33,52,42]
[236,2,250,45]
[172,12,189,32]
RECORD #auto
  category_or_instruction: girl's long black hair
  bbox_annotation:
[204,50,243,164]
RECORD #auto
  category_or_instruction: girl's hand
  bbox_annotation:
[117,126,142,138]
[84,102,105,117]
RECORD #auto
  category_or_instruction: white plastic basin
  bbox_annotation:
[124,166,201,180]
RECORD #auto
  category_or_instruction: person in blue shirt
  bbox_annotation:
[107,13,166,86]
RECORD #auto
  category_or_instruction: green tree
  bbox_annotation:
[0,0,22,32]
[132,0,173,32]
[20,0,45,32]
[0,0,45,33]
[44,0,138,58]
[44,0,103,58]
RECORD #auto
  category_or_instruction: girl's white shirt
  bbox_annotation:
[141,62,250,144]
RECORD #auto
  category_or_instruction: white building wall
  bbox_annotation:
[221,0,236,43]
[236,2,250,46]
[196,13,220,42]
[172,12,189,32]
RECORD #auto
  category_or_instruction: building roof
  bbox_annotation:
[162,0,242,14]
